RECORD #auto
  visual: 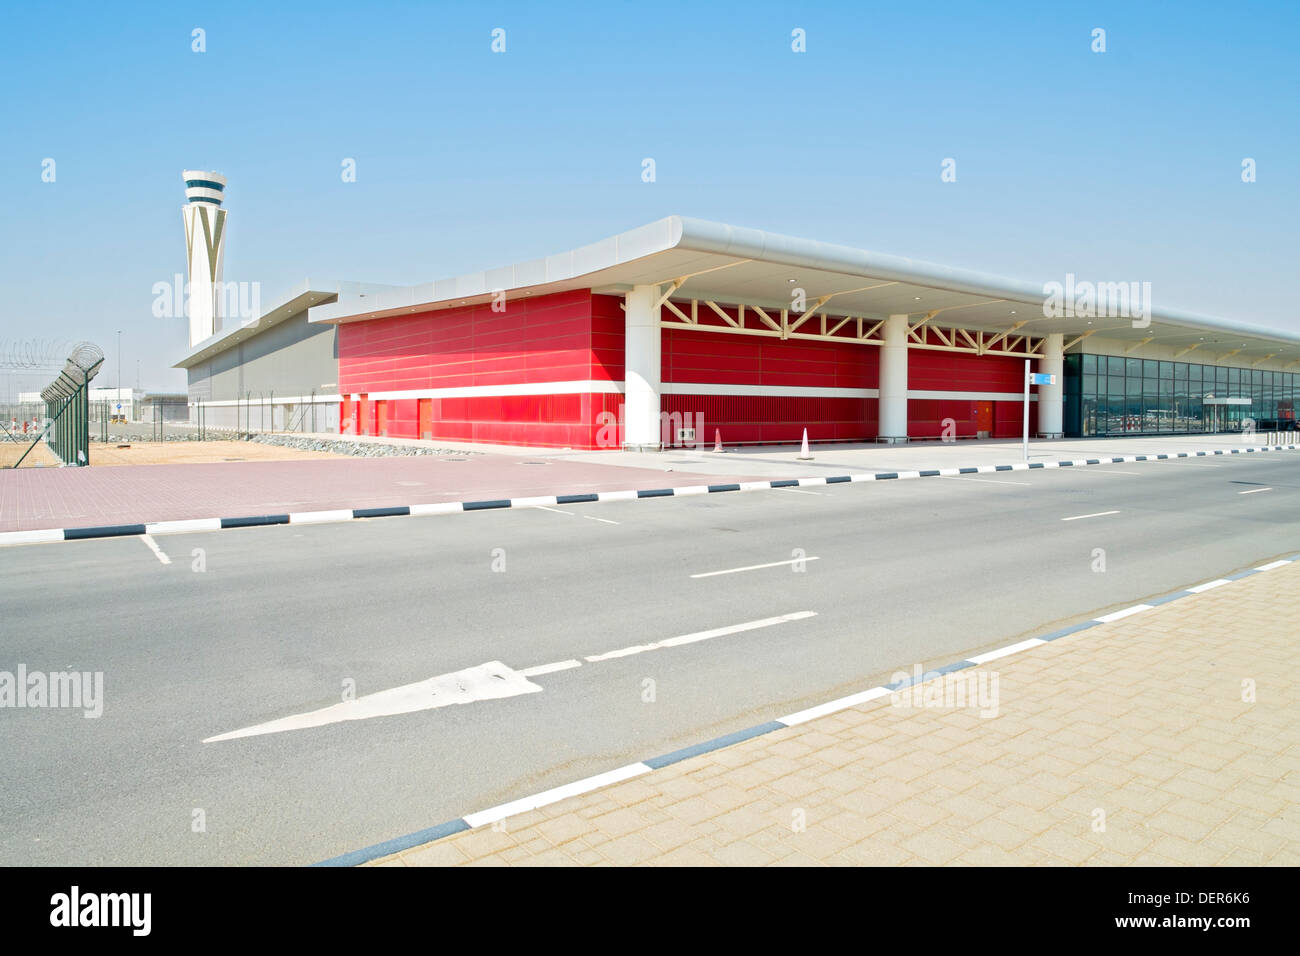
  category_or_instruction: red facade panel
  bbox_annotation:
[662,325,877,389]
[336,286,1043,447]
[338,290,625,448]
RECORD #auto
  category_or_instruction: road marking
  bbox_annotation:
[690,557,821,578]
[140,534,171,565]
[1238,487,1272,495]
[779,488,824,496]
[1061,510,1120,521]
[203,661,540,743]
[534,505,574,515]
[520,659,582,677]
[940,476,1031,486]
[584,611,817,663]
[583,515,619,524]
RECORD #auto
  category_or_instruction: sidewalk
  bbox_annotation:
[368,558,1300,867]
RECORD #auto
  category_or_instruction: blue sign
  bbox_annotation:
[1029,373,1056,386]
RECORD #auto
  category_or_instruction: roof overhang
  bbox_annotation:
[308,216,1300,361]
[173,280,399,369]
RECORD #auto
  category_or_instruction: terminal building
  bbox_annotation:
[176,207,1300,448]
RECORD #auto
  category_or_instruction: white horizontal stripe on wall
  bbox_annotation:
[908,390,1038,402]
[354,380,624,402]
[193,394,342,407]
[193,384,1035,406]
[663,383,878,399]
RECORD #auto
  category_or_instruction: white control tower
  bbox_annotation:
[182,170,228,347]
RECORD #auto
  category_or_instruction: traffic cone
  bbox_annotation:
[797,428,813,460]
[713,428,723,453]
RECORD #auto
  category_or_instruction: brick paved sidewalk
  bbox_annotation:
[0,455,763,533]
[370,560,1300,867]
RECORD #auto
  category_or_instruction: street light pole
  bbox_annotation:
[116,330,122,420]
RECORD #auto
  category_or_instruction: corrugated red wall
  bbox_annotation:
[337,290,623,447]
[337,288,1039,446]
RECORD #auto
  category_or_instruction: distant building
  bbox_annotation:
[20,387,140,421]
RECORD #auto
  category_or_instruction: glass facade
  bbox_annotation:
[1064,353,1298,437]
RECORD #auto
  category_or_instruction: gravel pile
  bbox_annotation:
[248,433,475,457]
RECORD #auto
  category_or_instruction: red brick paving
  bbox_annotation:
[0,457,765,532]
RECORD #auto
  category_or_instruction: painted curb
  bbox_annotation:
[4,443,1298,548]
[312,549,1300,866]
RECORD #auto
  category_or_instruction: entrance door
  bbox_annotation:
[376,401,388,437]
[975,401,994,437]
[418,399,433,440]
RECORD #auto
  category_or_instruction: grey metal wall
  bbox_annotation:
[187,309,337,402]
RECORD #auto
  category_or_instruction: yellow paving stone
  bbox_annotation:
[448,826,517,858]
[649,845,719,866]
[709,839,780,867]
[597,834,663,865]
[535,814,595,847]
[587,807,654,838]
[898,829,967,865]
[641,818,704,852]
[399,839,470,867]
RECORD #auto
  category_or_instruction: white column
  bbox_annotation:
[624,284,662,449]
[878,314,909,442]
[1038,333,1064,437]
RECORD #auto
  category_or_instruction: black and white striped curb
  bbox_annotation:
[3,443,1297,548]
[312,548,1300,867]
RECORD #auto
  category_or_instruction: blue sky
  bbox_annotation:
[1,0,1296,393]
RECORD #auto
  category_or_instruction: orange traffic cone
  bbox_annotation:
[797,428,813,460]
[713,428,723,453]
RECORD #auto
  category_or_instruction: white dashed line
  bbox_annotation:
[584,611,817,663]
[1238,487,1272,495]
[519,659,583,677]
[690,557,821,578]
[941,476,1031,486]
[1061,510,1121,521]
[583,515,619,525]
[534,505,575,515]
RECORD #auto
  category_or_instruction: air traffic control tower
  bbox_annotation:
[182,170,228,347]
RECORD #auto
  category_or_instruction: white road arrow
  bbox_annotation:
[203,661,541,743]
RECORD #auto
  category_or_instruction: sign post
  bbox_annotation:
[1024,365,1057,462]
[1023,360,1029,462]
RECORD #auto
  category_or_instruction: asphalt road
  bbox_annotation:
[1,452,1297,865]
